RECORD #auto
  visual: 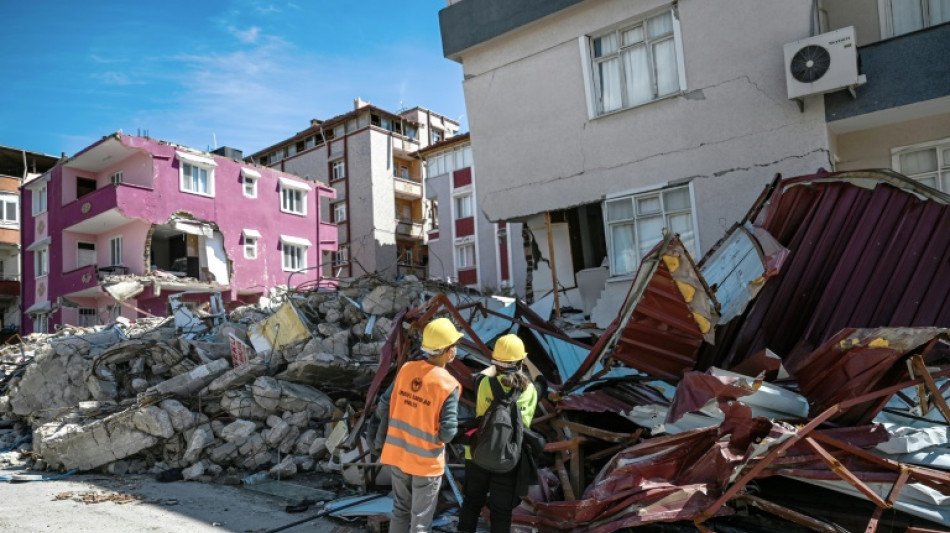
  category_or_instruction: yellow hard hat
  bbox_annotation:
[421,317,464,352]
[492,334,527,362]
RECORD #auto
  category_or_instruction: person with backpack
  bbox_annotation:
[457,334,538,533]
[374,317,464,533]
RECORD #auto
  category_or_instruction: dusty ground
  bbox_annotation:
[0,471,368,533]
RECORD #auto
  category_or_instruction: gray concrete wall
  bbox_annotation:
[459,0,831,255]
[425,172,452,282]
[367,131,399,276]
[823,0,882,45]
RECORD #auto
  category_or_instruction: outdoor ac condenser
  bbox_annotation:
[783,26,866,100]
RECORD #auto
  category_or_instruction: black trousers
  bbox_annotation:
[457,460,519,533]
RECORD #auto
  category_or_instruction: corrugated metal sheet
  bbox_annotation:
[701,171,950,371]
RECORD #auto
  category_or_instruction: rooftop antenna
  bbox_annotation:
[212,132,218,150]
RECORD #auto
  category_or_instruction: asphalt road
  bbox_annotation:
[0,472,360,533]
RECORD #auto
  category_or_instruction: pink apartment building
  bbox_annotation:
[21,133,337,334]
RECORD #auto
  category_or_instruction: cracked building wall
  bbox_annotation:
[454,0,830,256]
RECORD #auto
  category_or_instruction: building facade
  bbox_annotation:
[418,133,526,295]
[439,0,949,321]
[21,134,336,334]
[0,145,58,335]
[248,100,459,280]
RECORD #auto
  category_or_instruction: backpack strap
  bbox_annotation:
[488,375,505,401]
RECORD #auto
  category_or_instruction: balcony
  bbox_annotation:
[397,263,427,279]
[825,23,950,129]
[60,264,100,297]
[0,277,19,297]
[395,218,425,239]
[393,176,422,199]
[61,183,152,234]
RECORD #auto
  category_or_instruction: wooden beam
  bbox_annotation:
[544,211,561,319]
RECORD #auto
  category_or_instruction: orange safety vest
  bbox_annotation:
[380,360,460,477]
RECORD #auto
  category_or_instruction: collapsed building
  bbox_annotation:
[3,169,950,532]
[20,133,338,335]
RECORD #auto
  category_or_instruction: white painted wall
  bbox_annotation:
[459,0,831,255]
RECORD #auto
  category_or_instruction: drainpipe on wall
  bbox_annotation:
[545,212,561,319]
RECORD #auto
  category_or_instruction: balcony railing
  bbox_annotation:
[61,182,152,234]
[393,176,422,199]
[0,279,19,297]
[397,263,427,279]
[395,218,425,239]
[60,264,100,295]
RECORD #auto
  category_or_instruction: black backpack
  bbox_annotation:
[471,377,523,473]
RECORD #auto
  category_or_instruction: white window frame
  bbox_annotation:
[333,245,349,266]
[282,243,307,271]
[32,183,48,215]
[456,242,476,269]
[77,241,97,268]
[878,0,950,38]
[454,193,473,220]
[109,170,124,185]
[604,183,698,277]
[432,129,443,144]
[109,236,123,266]
[892,137,950,192]
[279,180,309,216]
[0,193,18,226]
[243,176,258,198]
[34,247,49,277]
[33,314,48,334]
[78,307,98,328]
[582,6,687,118]
[334,202,347,223]
[180,162,215,197]
[332,160,346,181]
[244,237,258,259]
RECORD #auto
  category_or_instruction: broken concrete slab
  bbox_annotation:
[131,405,175,439]
[201,356,268,395]
[34,407,161,471]
[145,358,230,397]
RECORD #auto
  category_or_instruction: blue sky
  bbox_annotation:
[0,1,466,158]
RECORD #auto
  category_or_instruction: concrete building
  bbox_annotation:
[438,0,950,322]
[248,100,460,280]
[21,134,336,334]
[418,133,526,295]
[0,146,58,335]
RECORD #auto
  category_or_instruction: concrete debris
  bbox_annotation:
[0,276,464,491]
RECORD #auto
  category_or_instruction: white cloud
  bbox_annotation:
[231,25,261,44]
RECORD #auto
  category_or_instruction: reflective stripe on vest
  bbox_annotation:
[380,360,459,477]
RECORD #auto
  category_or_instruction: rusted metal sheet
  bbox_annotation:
[701,170,950,372]
[569,235,720,384]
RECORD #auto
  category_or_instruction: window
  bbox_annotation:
[400,165,410,180]
[333,245,349,266]
[332,160,346,180]
[78,242,96,268]
[334,202,347,223]
[244,237,258,259]
[243,177,257,198]
[77,177,97,198]
[109,236,123,266]
[456,242,476,269]
[109,171,124,185]
[281,187,306,215]
[881,0,950,37]
[181,162,214,196]
[282,244,306,271]
[454,194,473,219]
[605,184,695,276]
[894,139,950,192]
[33,314,48,334]
[432,129,443,144]
[589,9,683,116]
[78,308,98,328]
[34,247,49,277]
[32,184,47,215]
[0,194,17,225]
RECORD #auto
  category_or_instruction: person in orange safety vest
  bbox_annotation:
[374,317,463,533]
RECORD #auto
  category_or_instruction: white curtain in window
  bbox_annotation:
[636,215,664,258]
[607,198,634,222]
[900,149,938,174]
[654,39,680,96]
[668,212,695,255]
[647,11,674,39]
[610,223,637,275]
[599,57,623,112]
[931,0,950,23]
[622,45,651,106]
[891,0,925,34]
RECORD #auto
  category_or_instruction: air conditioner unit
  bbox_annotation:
[783,26,866,100]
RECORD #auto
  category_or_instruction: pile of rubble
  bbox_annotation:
[0,278,431,483]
